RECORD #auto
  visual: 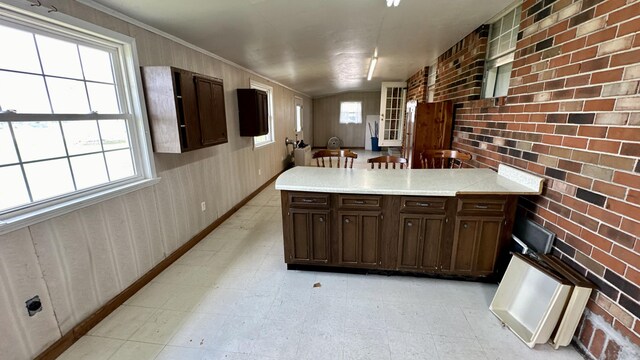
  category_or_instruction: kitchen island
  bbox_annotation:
[275,164,544,278]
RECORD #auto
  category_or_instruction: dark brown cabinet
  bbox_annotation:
[288,209,330,264]
[141,66,227,153]
[449,196,513,276]
[338,211,382,267]
[402,101,454,168]
[281,191,516,278]
[397,214,447,271]
[237,89,269,136]
[283,193,331,265]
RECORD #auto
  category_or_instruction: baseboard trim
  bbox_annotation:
[35,171,284,360]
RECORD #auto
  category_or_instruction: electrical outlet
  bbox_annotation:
[201,202,206,212]
[258,169,262,175]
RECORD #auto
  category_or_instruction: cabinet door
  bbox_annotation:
[338,211,381,267]
[397,214,447,271]
[450,216,504,275]
[195,76,228,146]
[288,209,330,264]
[256,90,268,134]
[176,69,201,151]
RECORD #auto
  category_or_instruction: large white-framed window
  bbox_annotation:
[482,2,522,98]
[339,101,362,124]
[0,1,156,234]
[251,80,274,148]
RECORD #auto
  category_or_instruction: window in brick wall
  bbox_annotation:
[427,61,437,102]
[482,2,521,98]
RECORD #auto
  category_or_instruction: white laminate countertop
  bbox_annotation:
[275,164,544,196]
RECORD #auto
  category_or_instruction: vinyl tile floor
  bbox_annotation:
[58,182,585,360]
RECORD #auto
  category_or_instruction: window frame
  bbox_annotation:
[339,101,362,125]
[0,1,157,235]
[251,79,274,148]
[482,1,522,99]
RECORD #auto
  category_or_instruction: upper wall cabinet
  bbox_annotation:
[141,66,228,153]
[237,88,269,136]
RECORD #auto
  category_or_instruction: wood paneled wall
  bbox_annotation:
[0,1,310,359]
[313,91,381,148]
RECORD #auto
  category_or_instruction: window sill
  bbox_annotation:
[254,140,275,149]
[0,177,161,235]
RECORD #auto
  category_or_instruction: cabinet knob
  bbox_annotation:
[354,200,365,204]
[407,221,413,227]
[463,223,468,229]
[345,218,351,224]
[319,217,324,223]
[474,204,489,209]
[417,202,430,207]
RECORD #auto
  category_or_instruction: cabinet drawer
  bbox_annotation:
[289,193,329,208]
[338,195,381,209]
[401,197,447,212]
[457,197,506,213]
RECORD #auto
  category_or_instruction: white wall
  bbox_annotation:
[0,1,310,359]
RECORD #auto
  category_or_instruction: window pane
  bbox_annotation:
[70,153,108,189]
[499,33,511,54]
[36,34,83,79]
[491,21,501,41]
[87,83,119,113]
[0,122,18,165]
[62,120,102,155]
[79,46,114,83]
[105,149,134,180]
[13,121,66,162]
[0,24,41,73]
[494,62,513,97]
[502,9,515,35]
[0,70,51,113]
[47,77,90,113]
[24,159,75,201]
[0,165,30,211]
[99,120,129,150]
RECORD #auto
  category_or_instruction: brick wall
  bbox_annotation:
[409,0,640,359]
[407,66,428,102]
[433,25,489,103]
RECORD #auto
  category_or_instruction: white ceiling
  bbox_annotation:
[90,0,514,97]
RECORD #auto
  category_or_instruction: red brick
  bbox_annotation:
[581,228,614,252]
[591,68,624,84]
[566,173,593,191]
[550,54,571,68]
[566,74,591,87]
[607,198,640,221]
[589,329,606,358]
[620,218,640,236]
[588,139,621,153]
[527,162,545,175]
[611,49,640,67]
[594,0,627,17]
[618,18,640,37]
[607,2,640,25]
[612,320,640,347]
[587,27,619,46]
[588,299,615,324]
[571,46,598,63]
[587,205,622,228]
[562,136,588,148]
[579,318,595,348]
[604,337,622,360]
[556,28,579,45]
[625,266,640,287]
[543,134,563,145]
[608,127,640,141]
[577,125,607,138]
[592,248,627,274]
[593,181,626,199]
[627,189,640,206]
[549,20,569,37]
[557,63,581,77]
[612,171,640,188]
[584,99,615,111]
[612,245,639,266]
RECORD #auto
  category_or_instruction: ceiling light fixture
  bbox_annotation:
[367,56,378,81]
[386,0,401,7]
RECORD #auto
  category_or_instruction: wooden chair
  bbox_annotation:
[420,150,472,169]
[312,149,358,168]
[367,156,408,169]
